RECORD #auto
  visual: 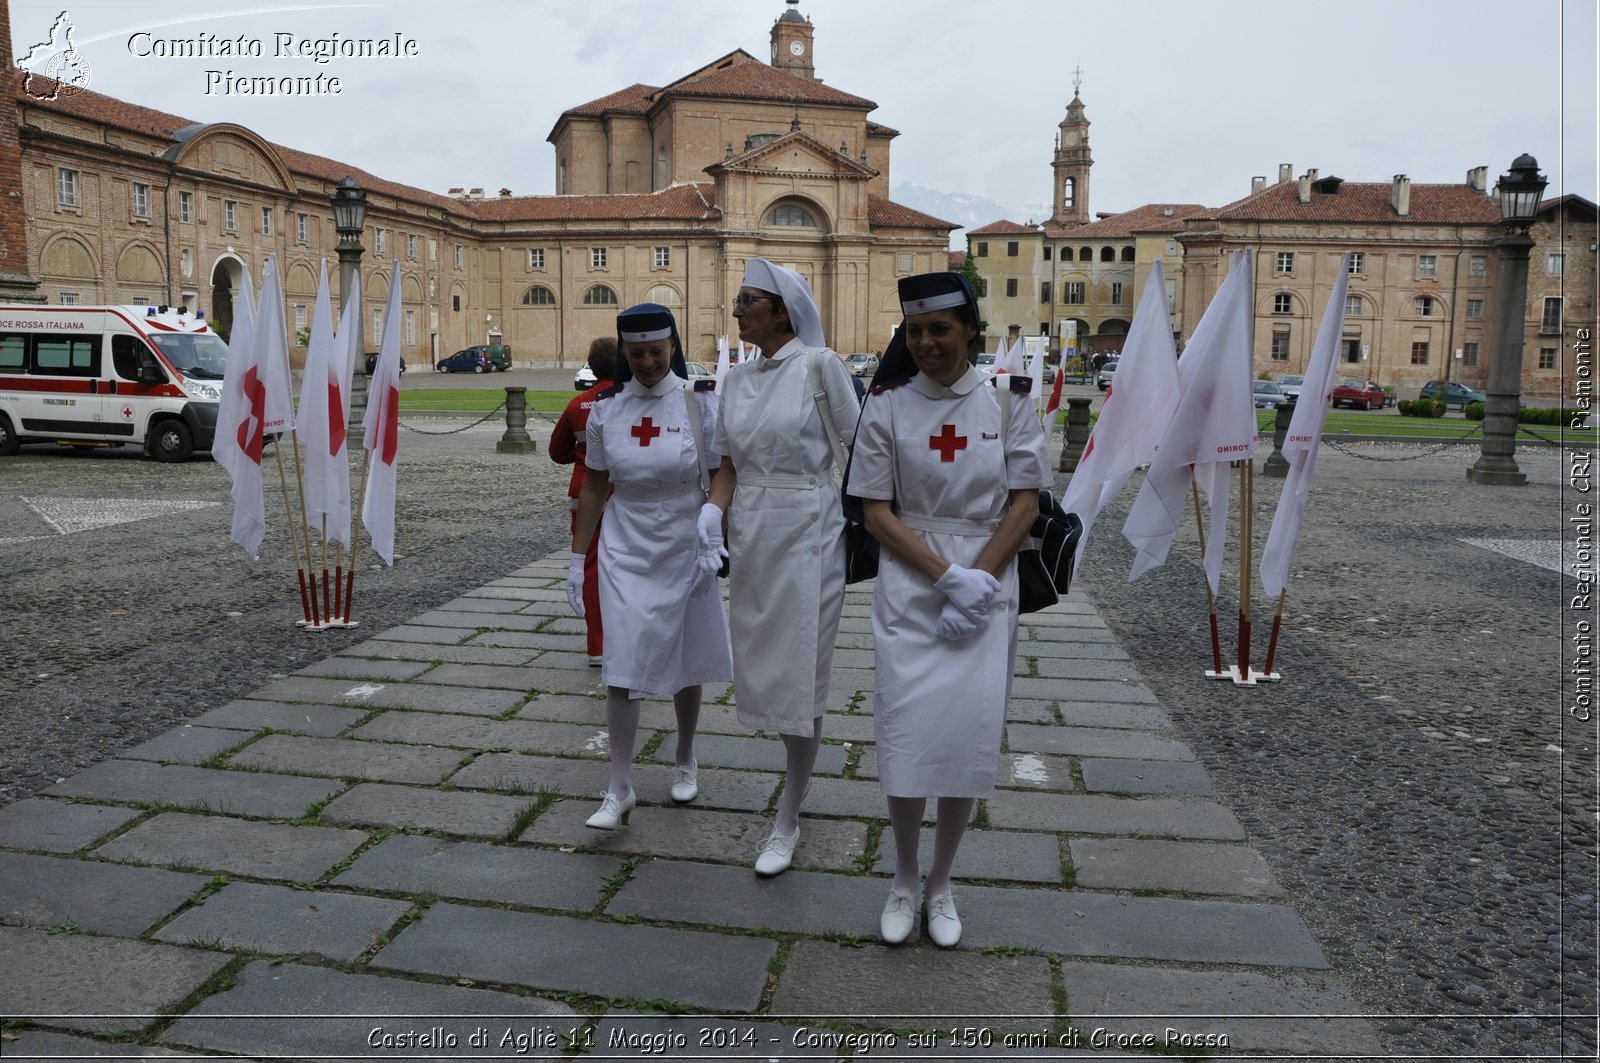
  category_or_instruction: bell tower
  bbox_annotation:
[1050,70,1092,227]
[770,0,816,81]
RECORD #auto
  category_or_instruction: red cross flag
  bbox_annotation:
[213,262,267,558]
[296,260,352,546]
[361,261,404,565]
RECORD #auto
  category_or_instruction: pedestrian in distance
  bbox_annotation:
[849,271,1051,947]
[549,336,616,666]
[568,304,733,830]
[698,259,860,876]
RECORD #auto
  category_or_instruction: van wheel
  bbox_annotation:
[0,412,18,455]
[150,418,194,462]
[474,364,486,374]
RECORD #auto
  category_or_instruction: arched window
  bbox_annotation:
[1079,246,1092,262]
[583,285,618,306]
[521,285,556,306]
[1120,246,1135,262]
[1063,177,1075,209]
[1060,247,1074,262]
[1100,246,1115,263]
[644,284,682,306]
[764,201,817,227]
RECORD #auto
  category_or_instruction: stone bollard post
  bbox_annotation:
[497,386,537,454]
[1261,399,1294,477]
[1058,396,1093,473]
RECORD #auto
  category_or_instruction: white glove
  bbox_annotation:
[934,599,981,640]
[935,565,1001,622]
[696,502,728,574]
[566,552,586,618]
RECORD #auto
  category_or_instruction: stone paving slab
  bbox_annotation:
[1070,837,1283,896]
[513,692,606,723]
[770,940,1056,1028]
[43,760,343,818]
[93,812,367,882]
[334,834,623,911]
[588,1014,841,1060]
[647,733,849,775]
[296,656,438,682]
[118,725,253,765]
[371,623,479,644]
[1056,703,1172,729]
[320,782,535,838]
[372,902,777,1012]
[248,675,529,716]
[799,776,930,820]
[451,752,780,813]
[354,710,611,758]
[1079,758,1217,796]
[1007,724,1195,762]
[983,791,1245,840]
[455,585,543,602]
[153,880,411,962]
[0,851,206,936]
[162,959,576,1060]
[1060,961,1382,1056]
[1021,625,1120,644]
[3,1029,222,1059]
[608,860,883,936]
[187,699,365,736]
[955,885,1327,967]
[523,801,867,872]
[996,751,1078,792]
[469,629,589,650]
[871,828,1065,884]
[0,925,230,1036]
[0,798,142,853]
[1009,677,1157,703]
[412,608,549,631]
[437,595,529,613]
[424,662,602,695]
[341,640,542,666]
[1004,698,1061,724]
[227,734,466,784]
[1029,657,1144,681]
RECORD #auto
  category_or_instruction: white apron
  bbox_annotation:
[585,375,733,698]
[849,368,1051,797]
[712,340,861,735]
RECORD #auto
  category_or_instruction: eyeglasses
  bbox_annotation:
[731,293,776,309]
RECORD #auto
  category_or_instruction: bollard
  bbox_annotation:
[497,386,537,454]
[1058,396,1093,472]
[1261,399,1295,477]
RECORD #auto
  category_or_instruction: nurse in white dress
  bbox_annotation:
[697,260,860,876]
[568,304,733,830]
[849,272,1050,947]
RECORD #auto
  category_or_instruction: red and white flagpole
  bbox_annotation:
[1191,480,1223,675]
[273,447,315,625]
[345,446,373,624]
[1236,459,1253,677]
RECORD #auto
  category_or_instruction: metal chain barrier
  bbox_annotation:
[396,403,507,435]
[1516,423,1576,446]
[1322,422,1485,461]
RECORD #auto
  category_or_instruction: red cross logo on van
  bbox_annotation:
[121,405,133,420]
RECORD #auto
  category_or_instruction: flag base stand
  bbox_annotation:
[1205,664,1278,686]
[294,618,359,631]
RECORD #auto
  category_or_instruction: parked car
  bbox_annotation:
[363,352,406,375]
[437,348,495,374]
[1252,380,1288,409]
[846,353,879,378]
[1095,358,1119,391]
[975,352,997,375]
[1330,379,1386,410]
[1419,380,1486,410]
[573,363,598,390]
[685,361,715,381]
[1275,374,1304,401]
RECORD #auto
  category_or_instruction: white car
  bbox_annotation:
[1275,374,1305,402]
[1095,358,1119,391]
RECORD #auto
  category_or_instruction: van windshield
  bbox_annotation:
[149,333,229,380]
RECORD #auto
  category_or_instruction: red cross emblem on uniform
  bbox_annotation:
[631,417,661,446]
[930,423,967,462]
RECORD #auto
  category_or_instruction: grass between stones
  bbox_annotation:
[141,954,250,1042]
[501,787,559,842]
[1068,759,1087,792]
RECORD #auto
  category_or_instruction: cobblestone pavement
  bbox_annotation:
[0,417,1594,1060]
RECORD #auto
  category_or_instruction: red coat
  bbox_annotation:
[548,379,613,497]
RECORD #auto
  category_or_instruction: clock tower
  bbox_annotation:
[1050,74,1093,226]
[770,0,816,81]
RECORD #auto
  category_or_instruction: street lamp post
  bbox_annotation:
[331,175,370,432]
[1467,154,1547,486]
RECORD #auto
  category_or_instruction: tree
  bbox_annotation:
[958,248,989,333]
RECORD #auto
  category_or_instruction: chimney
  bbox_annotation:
[1251,175,1266,195]
[1467,166,1488,192]
[447,187,465,197]
[1278,163,1293,183]
[468,187,484,199]
[1392,174,1411,216]
[498,188,512,197]
[1296,171,1313,204]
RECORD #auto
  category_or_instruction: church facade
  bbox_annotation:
[3,1,953,365]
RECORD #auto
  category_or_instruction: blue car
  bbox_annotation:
[436,348,494,374]
[1419,380,1486,410]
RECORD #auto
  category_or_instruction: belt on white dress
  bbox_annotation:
[898,510,999,536]
[610,482,701,503]
[739,472,833,490]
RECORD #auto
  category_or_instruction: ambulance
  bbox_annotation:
[0,304,226,462]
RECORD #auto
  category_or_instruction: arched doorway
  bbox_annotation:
[210,257,244,341]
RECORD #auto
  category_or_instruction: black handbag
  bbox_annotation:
[1017,488,1082,614]
[812,353,879,584]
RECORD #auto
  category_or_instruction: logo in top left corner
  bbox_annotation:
[16,11,92,101]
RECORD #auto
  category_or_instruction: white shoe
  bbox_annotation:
[880,888,916,945]
[585,788,635,830]
[671,760,698,803]
[925,891,961,948]
[587,655,603,667]
[754,824,800,876]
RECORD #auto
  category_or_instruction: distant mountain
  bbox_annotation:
[890,182,1052,249]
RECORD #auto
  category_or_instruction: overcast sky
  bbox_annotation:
[11,0,1597,227]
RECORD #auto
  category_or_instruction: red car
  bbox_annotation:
[1330,379,1386,410]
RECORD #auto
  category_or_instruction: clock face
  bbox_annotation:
[1063,130,1080,146]
[789,40,805,56]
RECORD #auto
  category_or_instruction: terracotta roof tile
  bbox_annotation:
[948,250,967,270]
[1044,203,1210,239]
[1210,179,1502,225]
[866,120,899,137]
[469,183,720,223]
[868,195,956,230]
[13,71,191,140]
[967,219,1039,236]
[657,62,875,109]
[561,83,659,118]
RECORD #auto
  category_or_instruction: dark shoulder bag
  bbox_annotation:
[998,383,1083,613]
[810,352,879,584]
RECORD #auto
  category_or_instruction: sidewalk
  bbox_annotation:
[1,557,1381,1060]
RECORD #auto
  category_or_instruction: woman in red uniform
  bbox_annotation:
[549,337,615,665]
